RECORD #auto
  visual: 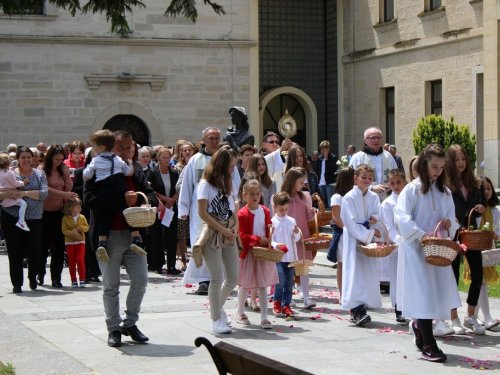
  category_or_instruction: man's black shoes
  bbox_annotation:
[121,325,149,342]
[108,330,122,347]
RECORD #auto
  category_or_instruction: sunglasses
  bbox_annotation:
[266,140,280,144]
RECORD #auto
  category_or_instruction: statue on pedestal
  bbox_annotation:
[223,106,255,152]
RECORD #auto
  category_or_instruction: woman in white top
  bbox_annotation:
[197,146,240,334]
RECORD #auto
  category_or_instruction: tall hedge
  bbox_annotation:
[413,115,477,169]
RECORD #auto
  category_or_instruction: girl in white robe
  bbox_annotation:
[341,164,382,326]
[394,144,460,363]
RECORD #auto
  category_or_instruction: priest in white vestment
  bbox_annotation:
[263,132,291,192]
[349,127,397,200]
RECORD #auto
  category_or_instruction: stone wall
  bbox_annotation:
[341,0,484,169]
[0,0,253,148]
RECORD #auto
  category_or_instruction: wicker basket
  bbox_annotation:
[123,192,157,228]
[252,226,285,263]
[307,194,331,234]
[289,228,315,276]
[459,210,495,251]
[422,220,461,267]
[304,235,332,251]
[482,249,500,268]
[357,220,397,258]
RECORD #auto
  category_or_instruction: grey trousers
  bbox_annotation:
[99,230,148,331]
[202,241,239,320]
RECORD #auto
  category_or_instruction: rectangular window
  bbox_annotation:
[430,0,442,10]
[3,0,44,15]
[431,80,442,115]
[385,87,395,144]
[384,0,395,22]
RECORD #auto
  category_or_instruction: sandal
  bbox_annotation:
[237,314,250,325]
[244,299,249,307]
[250,301,261,311]
[261,319,272,329]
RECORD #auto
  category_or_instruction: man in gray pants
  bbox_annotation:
[84,130,158,347]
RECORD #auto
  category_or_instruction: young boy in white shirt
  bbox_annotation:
[340,164,382,326]
[271,191,301,317]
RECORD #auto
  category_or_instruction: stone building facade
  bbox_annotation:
[0,1,256,148]
[339,0,495,180]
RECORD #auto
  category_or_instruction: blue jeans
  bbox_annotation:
[319,184,334,210]
[274,262,294,306]
[99,230,148,332]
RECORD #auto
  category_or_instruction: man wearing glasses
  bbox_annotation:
[349,127,396,200]
[263,132,292,191]
[178,127,241,295]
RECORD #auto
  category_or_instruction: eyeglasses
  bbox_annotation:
[366,136,383,141]
[205,137,220,142]
[266,140,280,144]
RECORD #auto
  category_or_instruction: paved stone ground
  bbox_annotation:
[0,245,499,375]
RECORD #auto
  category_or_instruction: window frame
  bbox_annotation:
[383,0,395,22]
[430,0,442,11]
[430,80,443,116]
[385,87,395,144]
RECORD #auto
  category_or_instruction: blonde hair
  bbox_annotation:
[63,197,82,216]
[242,179,262,195]
[0,153,10,169]
[172,139,187,163]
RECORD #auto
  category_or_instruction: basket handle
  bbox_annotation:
[467,208,484,230]
[433,220,450,238]
[267,225,274,251]
[375,219,391,245]
[297,227,306,261]
[314,193,325,213]
[132,191,149,208]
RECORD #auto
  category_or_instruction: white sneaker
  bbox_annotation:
[485,319,500,330]
[451,318,466,335]
[464,315,486,335]
[304,298,316,309]
[212,318,232,334]
[433,320,454,336]
[0,239,5,246]
[220,308,231,326]
[289,300,296,307]
[16,221,30,231]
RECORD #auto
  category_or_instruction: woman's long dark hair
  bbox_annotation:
[479,176,499,207]
[285,144,312,173]
[43,144,65,177]
[333,167,355,196]
[417,144,447,195]
[202,146,233,195]
[445,144,479,193]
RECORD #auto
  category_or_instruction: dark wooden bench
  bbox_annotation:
[195,337,314,375]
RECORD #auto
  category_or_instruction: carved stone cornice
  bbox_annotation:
[85,74,165,92]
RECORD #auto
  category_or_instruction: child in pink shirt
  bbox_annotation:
[0,154,29,231]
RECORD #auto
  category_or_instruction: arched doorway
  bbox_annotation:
[260,86,318,154]
[103,115,150,146]
[263,94,306,148]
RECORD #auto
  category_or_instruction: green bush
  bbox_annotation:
[412,115,477,169]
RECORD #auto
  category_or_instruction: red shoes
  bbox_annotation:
[281,305,294,317]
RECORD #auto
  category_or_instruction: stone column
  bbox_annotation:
[483,0,500,186]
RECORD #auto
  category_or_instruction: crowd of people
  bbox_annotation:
[0,125,498,364]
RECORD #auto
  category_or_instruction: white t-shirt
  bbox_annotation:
[331,193,343,208]
[197,179,238,220]
[250,206,266,237]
